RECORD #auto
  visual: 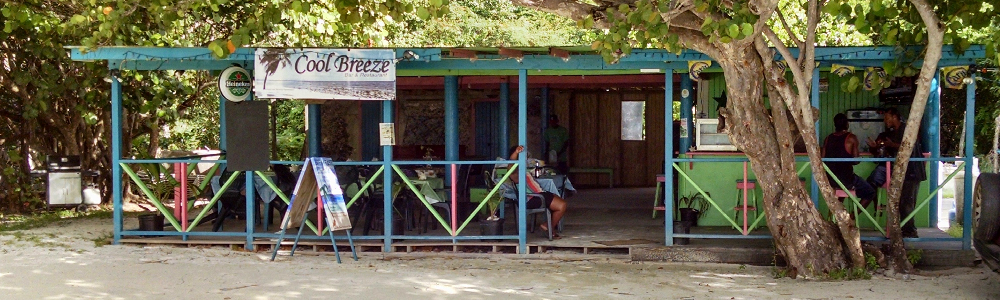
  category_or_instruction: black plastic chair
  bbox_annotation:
[213,169,247,232]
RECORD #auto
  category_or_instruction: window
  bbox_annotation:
[621,101,645,140]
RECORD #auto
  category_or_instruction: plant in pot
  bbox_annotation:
[672,192,710,245]
[676,192,710,226]
[133,162,177,232]
[479,193,505,240]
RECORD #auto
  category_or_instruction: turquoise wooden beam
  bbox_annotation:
[962,73,976,250]
[517,69,528,254]
[664,69,675,245]
[499,81,510,157]
[926,74,941,225]
[444,75,459,182]
[680,75,693,154]
[111,68,123,244]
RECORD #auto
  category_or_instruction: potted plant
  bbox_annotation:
[479,193,505,240]
[676,192,710,226]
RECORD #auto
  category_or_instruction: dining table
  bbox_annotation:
[534,174,576,198]
[409,177,447,204]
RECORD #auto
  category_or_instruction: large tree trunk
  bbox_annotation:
[878,0,945,274]
[716,45,853,275]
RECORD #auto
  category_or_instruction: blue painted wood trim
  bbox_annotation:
[308,104,321,156]
[680,75,693,154]
[811,68,821,207]
[927,74,941,226]
[245,171,255,250]
[111,69,123,244]
[499,81,510,156]
[664,69,675,246]
[444,76,459,182]
[219,96,227,153]
[382,100,395,252]
[71,46,983,64]
[962,74,975,250]
[518,69,528,254]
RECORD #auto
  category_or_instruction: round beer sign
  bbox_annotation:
[219,66,252,102]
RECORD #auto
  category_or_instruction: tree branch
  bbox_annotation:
[775,8,803,49]
[508,0,611,28]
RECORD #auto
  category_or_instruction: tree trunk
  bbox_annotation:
[716,45,852,275]
[879,0,945,274]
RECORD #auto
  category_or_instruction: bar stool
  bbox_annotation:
[652,174,666,218]
[734,179,758,226]
[833,189,861,225]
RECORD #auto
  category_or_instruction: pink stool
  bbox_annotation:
[734,179,758,227]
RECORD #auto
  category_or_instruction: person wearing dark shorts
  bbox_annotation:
[822,113,876,209]
[526,192,556,210]
[508,145,568,237]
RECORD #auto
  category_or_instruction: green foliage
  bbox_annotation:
[907,249,923,265]
[397,0,596,47]
[273,100,306,161]
[827,267,872,280]
[771,267,790,278]
[481,193,504,220]
[0,209,111,232]
[864,252,880,270]
[677,192,710,213]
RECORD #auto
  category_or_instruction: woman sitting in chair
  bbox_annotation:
[506,145,568,237]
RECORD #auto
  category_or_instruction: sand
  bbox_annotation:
[0,216,998,300]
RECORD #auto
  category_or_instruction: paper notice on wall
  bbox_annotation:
[680,118,689,138]
[379,123,395,146]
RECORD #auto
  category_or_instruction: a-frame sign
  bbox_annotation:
[270,157,357,263]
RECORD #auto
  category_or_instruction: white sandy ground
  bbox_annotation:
[0,217,998,300]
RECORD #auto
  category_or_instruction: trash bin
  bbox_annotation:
[46,155,82,207]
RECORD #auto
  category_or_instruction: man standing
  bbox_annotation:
[544,115,570,174]
[867,108,926,238]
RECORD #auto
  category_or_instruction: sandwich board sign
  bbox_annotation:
[271,157,357,263]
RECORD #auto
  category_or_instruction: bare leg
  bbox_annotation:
[541,196,568,231]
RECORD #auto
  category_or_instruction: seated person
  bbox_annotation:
[502,145,568,236]
[822,113,876,208]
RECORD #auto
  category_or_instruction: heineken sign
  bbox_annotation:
[219,66,252,102]
[253,48,396,101]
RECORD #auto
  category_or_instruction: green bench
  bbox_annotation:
[568,167,614,188]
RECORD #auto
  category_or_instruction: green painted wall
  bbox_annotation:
[817,73,883,140]
[675,154,931,229]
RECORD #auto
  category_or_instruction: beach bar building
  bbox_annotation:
[70,45,984,255]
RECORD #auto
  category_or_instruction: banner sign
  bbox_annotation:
[831,64,855,77]
[688,60,711,81]
[864,67,887,90]
[281,157,352,231]
[254,48,396,100]
[941,66,969,89]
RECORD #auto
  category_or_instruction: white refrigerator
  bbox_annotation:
[846,109,885,153]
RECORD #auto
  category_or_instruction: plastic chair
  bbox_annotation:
[213,169,247,232]
[420,164,472,233]
[492,168,559,240]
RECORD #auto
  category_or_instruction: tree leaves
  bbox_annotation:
[728,24,739,38]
